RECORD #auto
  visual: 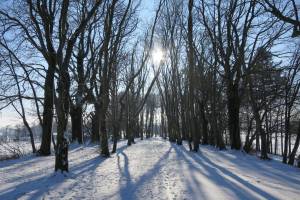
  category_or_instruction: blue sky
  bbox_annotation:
[0,0,299,129]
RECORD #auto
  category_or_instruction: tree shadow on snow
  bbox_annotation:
[116,145,173,200]
[173,144,279,200]
[0,152,105,200]
[215,149,300,187]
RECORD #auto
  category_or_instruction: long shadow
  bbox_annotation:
[2,146,99,185]
[0,152,105,200]
[173,144,278,200]
[0,156,56,186]
[117,145,173,200]
[216,149,300,186]
[173,145,258,199]
[28,143,131,200]
[0,141,133,200]
[200,145,300,186]
[170,144,209,199]
[118,151,134,199]
[0,143,95,169]
[0,155,45,169]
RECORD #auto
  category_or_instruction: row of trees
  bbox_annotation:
[0,0,156,171]
[156,0,300,166]
[0,0,299,172]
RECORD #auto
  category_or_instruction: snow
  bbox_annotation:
[0,140,41,160]
[0,138,299,200]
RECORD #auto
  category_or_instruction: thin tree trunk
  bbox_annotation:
[283,107,290,163]
[288,121,300,165]
[91,105,100,143]
[24,120,36,153]
[202,104,208,145]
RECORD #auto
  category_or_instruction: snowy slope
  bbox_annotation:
[0,138,299,200]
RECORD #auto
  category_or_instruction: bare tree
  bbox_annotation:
[262,0,300,37]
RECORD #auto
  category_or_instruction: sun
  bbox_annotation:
[151,46,164,66]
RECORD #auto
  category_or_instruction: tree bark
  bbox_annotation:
[288,121,300,165]
[91,105,100,143]
[39,64,55,156]
[70,105,83,144]
[100,110,109,157]
[55,66,70,172]
[283,107,291,163]
[227,83,241,150]
[202,104,208,145]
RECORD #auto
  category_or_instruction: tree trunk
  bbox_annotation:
[281,113,284,156]
[127,116,136,146]
[227,83,241,150]
[100,111,109,157]
[283,109,290,163]
[187,0,199,152]
[250,87,268,160]
[98,85,110,157]
[176,111,182,145]
[91,105,100,143]
[243,118,254,153]
[202,104,208,145]
[288,121,300,165]
[55,67,70,172]
[260,127,269,159]
[24,120,36,153]
[98,76,110,157]
[256,131,260,152]
[253,110,268,159]
[275,112,279,155]
[39,64,55,156]
[140,111,144,140]
[111,123,118,154]
[55,136,69,172]
[70,105,83,144]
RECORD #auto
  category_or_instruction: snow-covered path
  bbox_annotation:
[0,138,300,200]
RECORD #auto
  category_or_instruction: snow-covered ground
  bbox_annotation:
[0,138,299,200]
[0,140,41,160]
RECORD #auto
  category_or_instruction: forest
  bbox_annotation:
[0,0,300,199]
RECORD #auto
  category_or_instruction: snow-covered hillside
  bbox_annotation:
[0,138,299,200]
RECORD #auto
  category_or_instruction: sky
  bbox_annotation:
[0,0,299,129]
